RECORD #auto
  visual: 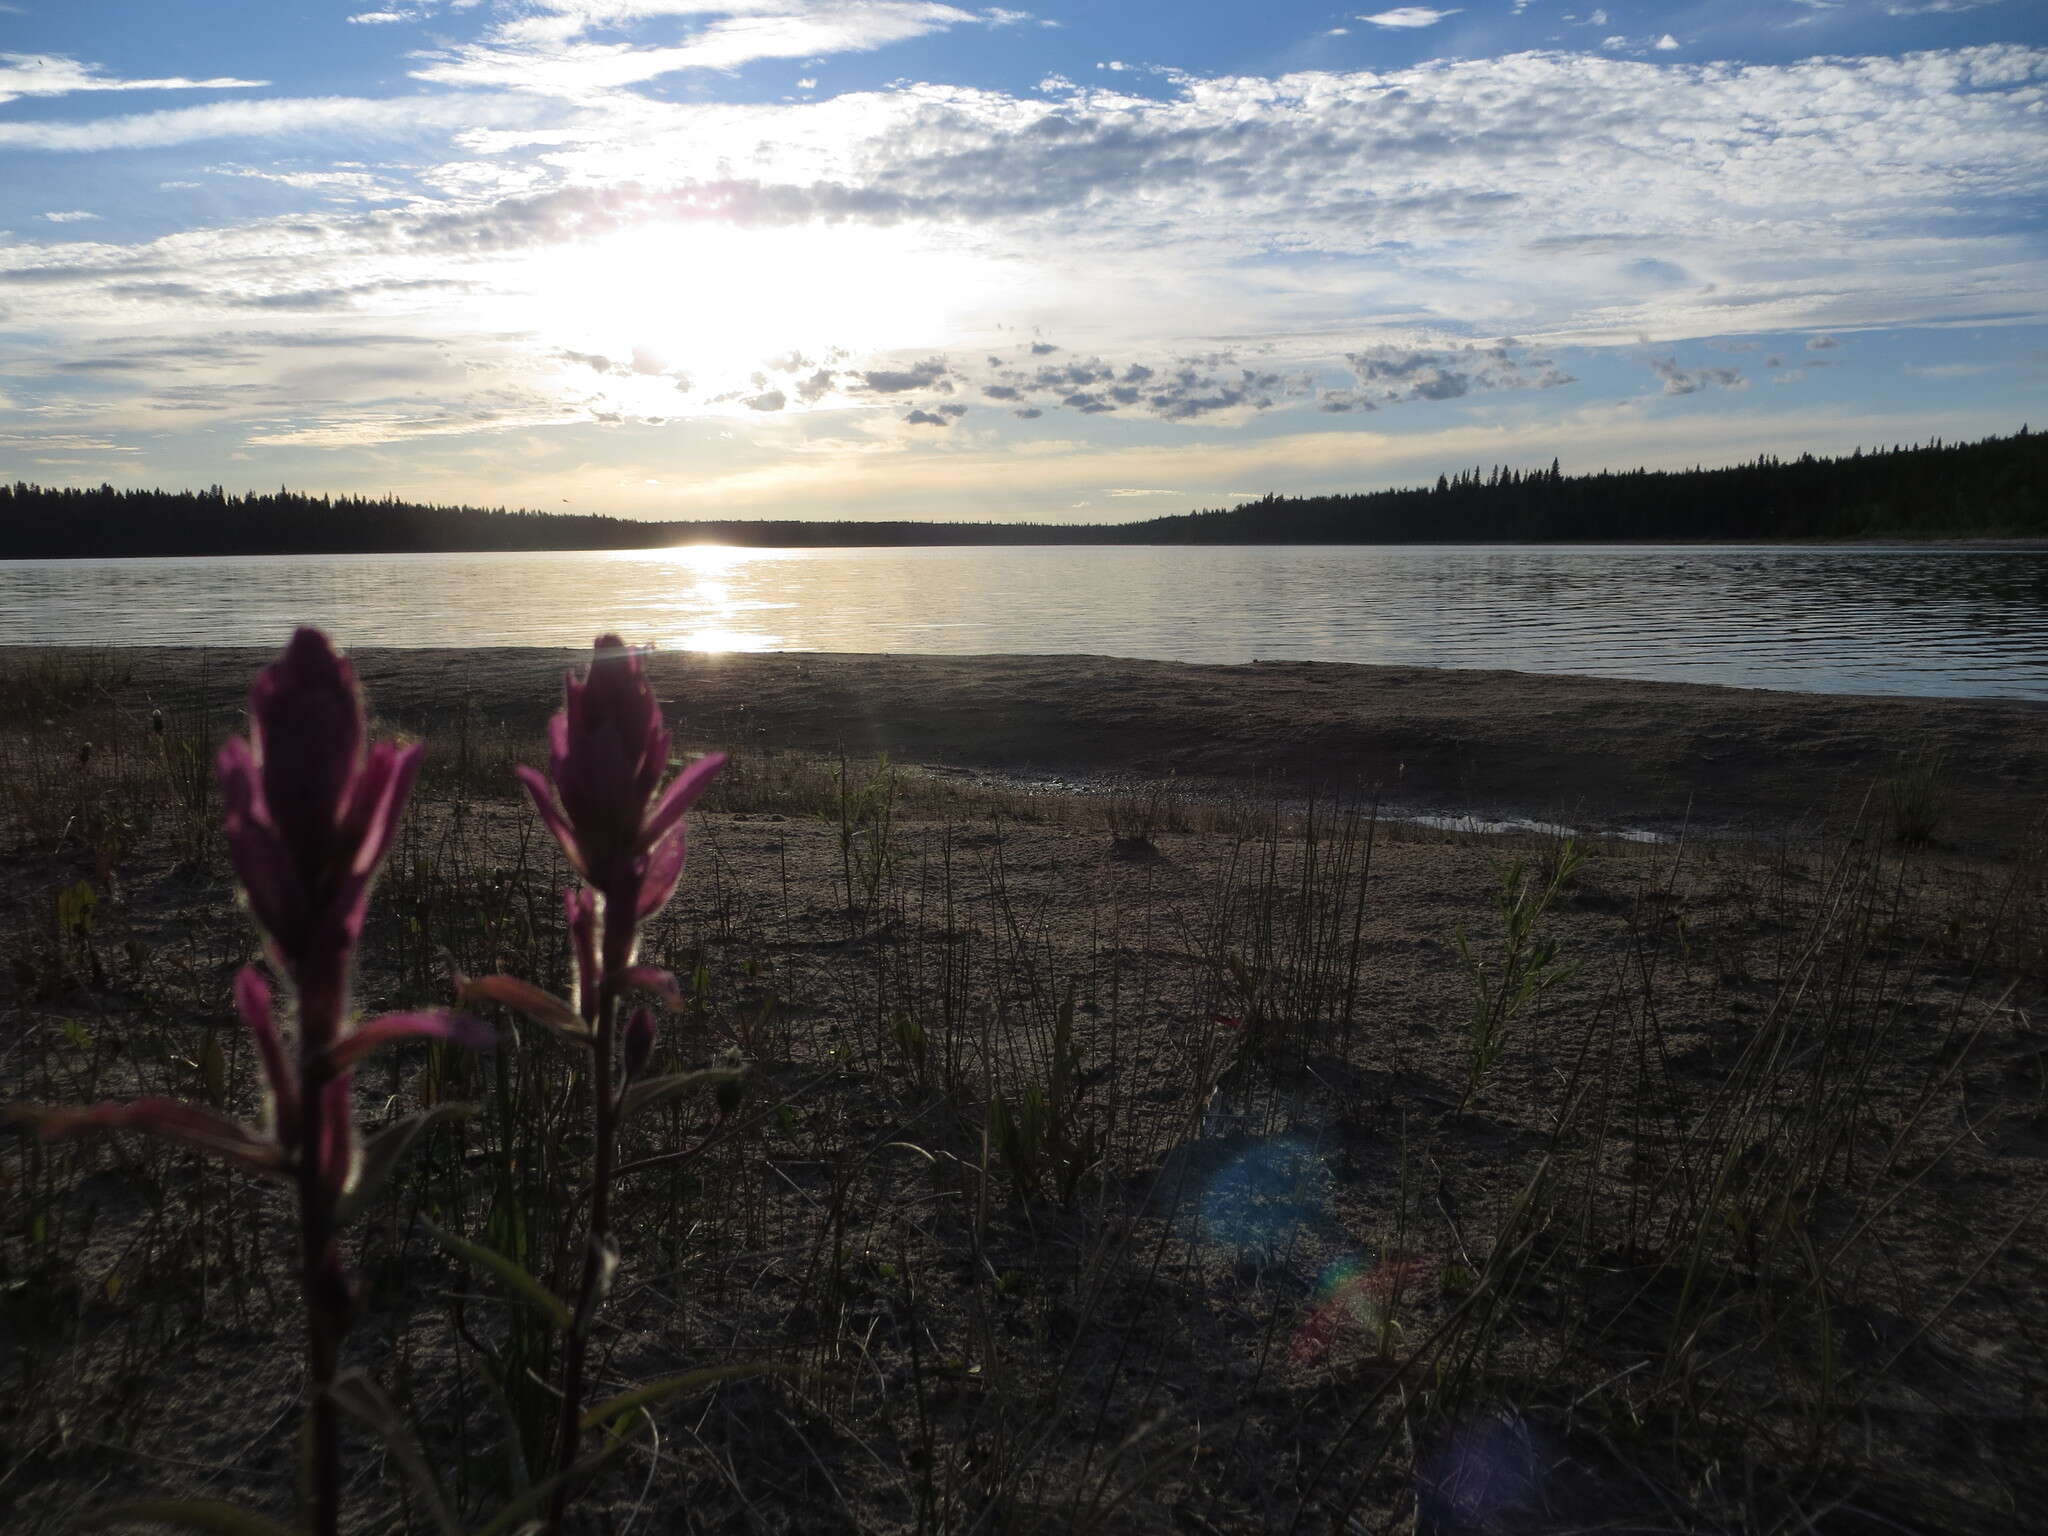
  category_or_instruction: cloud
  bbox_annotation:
[1807,334,1841,350]
[1356,7,1461,27]
[5,42,2043,460]
[1601,30,1681,54]
[903,407,951,425]
[743,388,786,410]
[1647,355,1747,395]
[41,210,100,223]
[1339,342,1571,408]
[0,52,267,107]
[856,357,950,393]
[207,163,406,202]
[0,93,548,152]
[411,2,1019,96]
[1881,1,2002,12]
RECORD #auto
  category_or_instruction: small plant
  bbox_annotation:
[445,636,744,1535]
[1885,743,1949,845]
[825,750,898,921]
[148,680,217,867]
[1105,777,1184,857]
[987,991,1102,1205]
[1456,838,1585,1111]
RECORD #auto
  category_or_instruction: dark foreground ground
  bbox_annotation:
[1,646,2044,1534]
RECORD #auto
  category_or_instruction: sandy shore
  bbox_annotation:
[42,645,2047,856]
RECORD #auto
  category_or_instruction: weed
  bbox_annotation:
[1886,742,1950,845]
[1455,837,1586,1110]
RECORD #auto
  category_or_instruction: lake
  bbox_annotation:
[2,543,2045,700]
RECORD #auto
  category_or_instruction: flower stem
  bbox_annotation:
[298,1062,343,1536]
[549,943,621,1533]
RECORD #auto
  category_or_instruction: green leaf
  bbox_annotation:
[335,1104,475,1229]
[617,1067,741,1128]
[581,1361,786,1431]
[72,1498,297,1536]
[420,1216,572,1330]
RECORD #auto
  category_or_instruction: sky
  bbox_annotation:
[1,1,2044,524]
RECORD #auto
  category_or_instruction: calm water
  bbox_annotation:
[2,544,2045,699]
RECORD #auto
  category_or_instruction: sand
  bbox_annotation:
[102,645,2048,856]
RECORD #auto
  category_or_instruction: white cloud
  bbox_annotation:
[0,52,268,107]
[0,93,549,152]
[411,2,1008,95]
[41,210,101,223]
[208,164,407,202]
[1654,34,1679,50]
[1356,7,1461,26]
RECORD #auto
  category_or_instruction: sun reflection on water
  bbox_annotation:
[612,543,791,653]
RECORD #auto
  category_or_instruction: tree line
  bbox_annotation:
[2,427,2041,558]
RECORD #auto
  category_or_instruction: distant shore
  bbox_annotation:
[35,645,2048,858]
[6,429,2041,558]
[8,533,2048,561]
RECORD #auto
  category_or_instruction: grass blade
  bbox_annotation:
[420,1216,573,1330]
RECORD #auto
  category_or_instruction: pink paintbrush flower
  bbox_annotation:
[22,628,488,1178]
[217,627,419,1027]
[507,638,725,1529]
[517,636,725,934]
[11,626,493,1536]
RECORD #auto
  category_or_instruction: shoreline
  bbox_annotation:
[17,645,2045,857]
[7,535,2048,562]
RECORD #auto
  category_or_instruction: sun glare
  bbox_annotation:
[506,223,1000,399]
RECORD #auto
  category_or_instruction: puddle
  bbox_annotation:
[1398,812,1672,844]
